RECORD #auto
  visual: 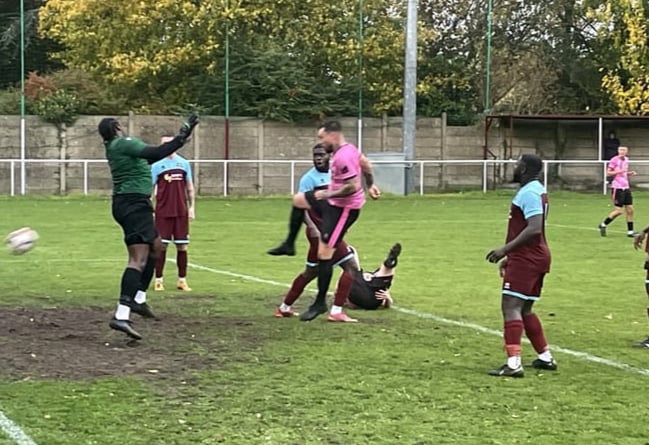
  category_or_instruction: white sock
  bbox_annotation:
[178,277,187,283]
[279,303,291,312]
[134,290,146,304]
[538,350,553,362]
[507,356,521,369]
[330,305,343,315]
[115,304,130,320]
[155,277,163,282]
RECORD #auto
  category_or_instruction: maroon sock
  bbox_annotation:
[177,250,188,278]
[155,249,167,278]
[284,274,312,305]
[333,271,354,307]
[504,319,524,357]
[523,313,549,354]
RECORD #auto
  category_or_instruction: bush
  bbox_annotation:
[32,89,80,126]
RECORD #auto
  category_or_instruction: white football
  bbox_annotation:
[5,227,39,255]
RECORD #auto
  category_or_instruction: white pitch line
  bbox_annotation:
[0,411,37,445]
[184,260,649,378]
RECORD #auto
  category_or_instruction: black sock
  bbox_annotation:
[628,221,634,232]
[120,267,142,306]
[314,259,333,306]
[603,217,613,226]
[284,206,304,247]
[139,255,157,292]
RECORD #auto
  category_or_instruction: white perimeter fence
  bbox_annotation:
[2,158,649,196]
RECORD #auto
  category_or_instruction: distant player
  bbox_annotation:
[274,144,360,322]
[293,121,379,322]
[100,114,198,340]
[486,154,556,377]
[598,145,637,237]
[632,228,649,348]
[151,136,196,292]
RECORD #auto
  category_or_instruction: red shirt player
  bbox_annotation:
[151,136,195,292]
[486,154,557,377]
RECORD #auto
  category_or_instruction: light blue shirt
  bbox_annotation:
[513,180,546,219]
[151,155,193,184]
[299,167,330,192]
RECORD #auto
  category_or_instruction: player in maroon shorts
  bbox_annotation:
[632,228,649,347]
[486,154,557,377]
[151,136,196,292]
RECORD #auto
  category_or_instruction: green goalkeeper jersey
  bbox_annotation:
[105,136,151,195]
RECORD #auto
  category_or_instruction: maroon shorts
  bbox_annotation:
[501,262,547,301]
[155,216,189,244]
[306,237,354,267]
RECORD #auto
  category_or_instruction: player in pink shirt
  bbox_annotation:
[598,146,637,237]
[292,121,380,322]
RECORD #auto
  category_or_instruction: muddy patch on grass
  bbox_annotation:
[0,305,261,380]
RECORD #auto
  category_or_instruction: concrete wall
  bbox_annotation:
[2,114,649,195]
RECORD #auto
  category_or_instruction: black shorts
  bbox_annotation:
[112,194,158,245]
[348,271,382,310]
[612,188,633,207]
[304,191,360,247]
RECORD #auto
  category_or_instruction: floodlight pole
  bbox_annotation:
[20,0,26,195]
[402,0,418,194]
[224,0,230,195]
[484,0,493,114]
[357,0,364,152]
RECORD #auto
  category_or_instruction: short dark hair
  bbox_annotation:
[312,143,327,153]
[521,153,543,176]
[98,118,121,142]
[322,120,342,133]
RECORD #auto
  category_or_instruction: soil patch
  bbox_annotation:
[0,305,260,380]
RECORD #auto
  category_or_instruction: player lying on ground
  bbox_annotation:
[275,242,401,319]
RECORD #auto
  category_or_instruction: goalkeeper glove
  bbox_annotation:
[178,113,199,142]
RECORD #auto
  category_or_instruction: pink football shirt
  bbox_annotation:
[328,143,365,209]
[608,155,630,189]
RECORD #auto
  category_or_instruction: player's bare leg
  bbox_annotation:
[377,243,401,276]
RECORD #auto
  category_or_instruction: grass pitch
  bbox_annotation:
[1,192,649,444]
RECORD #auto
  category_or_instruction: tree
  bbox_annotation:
[0,0,62,90]
[38,0,420,117]
[588,0,649,114]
